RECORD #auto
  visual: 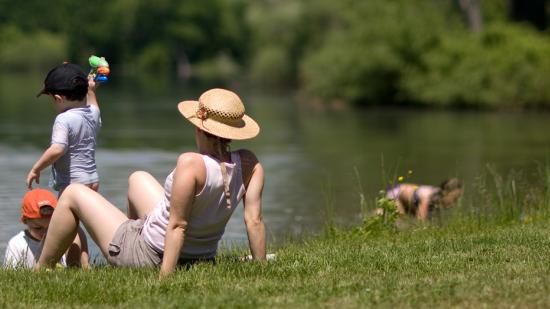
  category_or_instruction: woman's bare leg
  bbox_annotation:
[58,182,99,197]
[56,185,92,268]
[65,227,90,268]
[127,171,164,219]
[37,184,128,268]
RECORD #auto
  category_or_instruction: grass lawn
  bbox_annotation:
[2,216,550,308]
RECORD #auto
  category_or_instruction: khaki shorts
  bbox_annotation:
[107,219,162,267]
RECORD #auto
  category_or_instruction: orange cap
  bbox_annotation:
[21,189,58,221]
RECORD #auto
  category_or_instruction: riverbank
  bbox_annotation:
[2,216,550,308]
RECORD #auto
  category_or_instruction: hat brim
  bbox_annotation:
[178,100,260,140]
[36,88,48,98]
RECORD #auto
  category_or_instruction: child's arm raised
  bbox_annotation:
[87,76,99,109]
[26,144,65,189]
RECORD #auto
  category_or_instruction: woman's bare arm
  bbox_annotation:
[240,150,266,261]
[159,153,203,278]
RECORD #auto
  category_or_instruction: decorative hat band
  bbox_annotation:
[195,103,244,126]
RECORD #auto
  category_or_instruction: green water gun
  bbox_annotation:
[88,55,110,83]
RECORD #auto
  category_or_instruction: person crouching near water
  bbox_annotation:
[385,178,463,220]
[3,189,89,268]
[35,88,266,277]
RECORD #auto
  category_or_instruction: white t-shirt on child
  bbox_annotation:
[3,231,66,268]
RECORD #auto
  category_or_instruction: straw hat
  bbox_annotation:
[178,88,260,140]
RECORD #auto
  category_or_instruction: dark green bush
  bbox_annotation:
[0,25,66,71]
[297,1,550,108]
[299,0,460,105]
[401,23,550,108]
[1,0,549,108]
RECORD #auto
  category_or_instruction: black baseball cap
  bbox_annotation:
[36,63,88,97]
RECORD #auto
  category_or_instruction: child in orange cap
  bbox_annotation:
[3,189,89,268]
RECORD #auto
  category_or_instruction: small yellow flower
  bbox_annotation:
[408,170,413,175]
[398,176,404,182]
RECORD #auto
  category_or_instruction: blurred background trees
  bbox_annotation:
[1,0,549,108]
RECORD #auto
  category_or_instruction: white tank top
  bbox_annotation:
[142,152,246,259]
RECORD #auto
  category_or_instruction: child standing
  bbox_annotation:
[3,189,88,268]
[26,63,102,194]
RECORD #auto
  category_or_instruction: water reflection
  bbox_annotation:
[1,74,549,260]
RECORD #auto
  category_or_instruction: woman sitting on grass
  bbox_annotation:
[385,178,463,220]
[36,88,267,277]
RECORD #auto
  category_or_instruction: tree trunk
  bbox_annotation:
[457,0,483,33]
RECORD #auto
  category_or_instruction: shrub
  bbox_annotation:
[400,23,550,108]
[0,25,66,71]
[298,1,550,108]
[193,52,241,83]
[300,0,458,106]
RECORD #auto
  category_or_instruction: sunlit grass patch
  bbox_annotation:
[2,166,550,307]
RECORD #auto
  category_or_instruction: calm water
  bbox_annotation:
[1,74,549,260]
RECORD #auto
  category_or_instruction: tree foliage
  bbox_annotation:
[0,0,249,79]
[294,0,550,107]
[1,0,550,108]
[401,23,550,108]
